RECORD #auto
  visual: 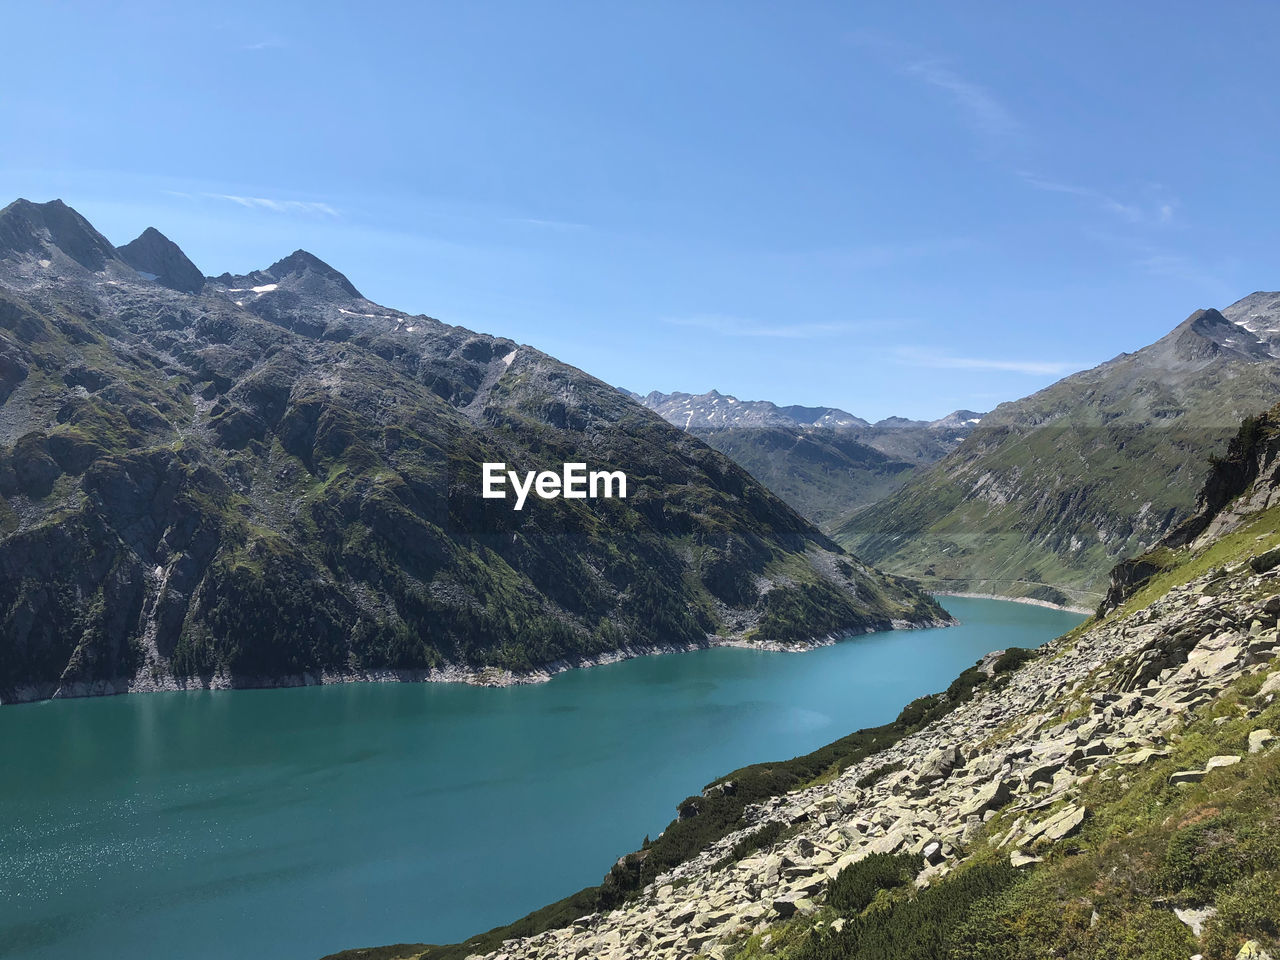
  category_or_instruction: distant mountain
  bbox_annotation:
[838,295,1280,608]
[636,389,870,431]
[635,389,983,529]
[0,199,948,703]
[116,227,205,294]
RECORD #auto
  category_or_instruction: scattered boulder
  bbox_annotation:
[1010,850,1043,868]
[1248,729,1275,754]
[770,896,817,919]
[1260,671,1280,699]
[958,778,1013,820]
[1174,905,1217,937]
[915,745,963,783]
[1237,941,1275,960]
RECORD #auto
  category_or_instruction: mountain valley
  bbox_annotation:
[636,390,983,530]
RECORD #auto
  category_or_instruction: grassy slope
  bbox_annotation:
[690,427,918,531]
[726,477,1280,960]
[837,331,1280,605]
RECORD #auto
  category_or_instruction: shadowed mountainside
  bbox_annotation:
[0,199,948,703]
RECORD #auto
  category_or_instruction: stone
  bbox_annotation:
[1174,906,1217,937]
[1204,754,1242,770]
[1249,729,1275,753]
[1237,941,1275,960]
[915,745,963,782]
[1169,769,1206,785]
[770,896,817,919]
[1114,746,1170,766]
[1010,850,1043,868]
[958,778,1013,819]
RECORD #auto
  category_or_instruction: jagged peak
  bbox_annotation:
[262,249,362,299]
[0,197,120,271]
[116,227,204,294]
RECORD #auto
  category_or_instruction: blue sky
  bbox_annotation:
[3,2,1278,420]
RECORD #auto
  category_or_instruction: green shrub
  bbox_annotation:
[993,647,1036,674]
[855,760,904,789]
[1159,814,1280,901]
[1203,870,1280,960]
[797,860,1020,960]
[828,852,921,915]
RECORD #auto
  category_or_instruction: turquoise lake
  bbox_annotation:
[0,597,1084,960]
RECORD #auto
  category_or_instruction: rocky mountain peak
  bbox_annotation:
[0,198,120,271]
[1167,307,1273,364]
[928,409,984,431]
[116,226,205,294]
[262,249,362,299]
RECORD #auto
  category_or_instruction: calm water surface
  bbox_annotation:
[0,597,1083,959]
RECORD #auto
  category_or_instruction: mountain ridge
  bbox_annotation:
[116,226,206,294]
[0,199,948,704]
[837,293,1280,607]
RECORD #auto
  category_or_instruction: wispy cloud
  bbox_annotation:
[895,347,1086,377]
[240,39,286,51]
[664,314,894,339]
[1017,172,1176,226]
[904,60,1019,141]
[204,193,339,216]
[868,39,1180,232]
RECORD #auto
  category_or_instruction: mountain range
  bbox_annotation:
[838,296,1280,608]
[635,390,983,529]
[0,198,947,703]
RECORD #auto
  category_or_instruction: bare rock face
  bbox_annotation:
[914,745,963,784]
[116,227,205,293]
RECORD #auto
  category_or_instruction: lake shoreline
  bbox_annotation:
[933,591,1093,615]
[2,598,1082,960]
[3,616,957,705]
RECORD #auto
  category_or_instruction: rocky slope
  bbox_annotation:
[0,199,948,704]
[350,410,1280,960]
[838,297,1280,608]
[636,390,982,530]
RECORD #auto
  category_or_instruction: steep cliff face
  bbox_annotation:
[0,199,948,704]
